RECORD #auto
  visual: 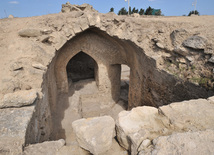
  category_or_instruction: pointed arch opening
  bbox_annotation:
[65,51,99,98]
[66,51,97,84]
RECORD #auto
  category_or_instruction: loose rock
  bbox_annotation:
[32,63,47,71]
[41,29,53,35]
[173,46,189,56]
[10,61,23,71]
[18,29,41,37]
[156,42,165,49]
[170,29,190,47]
[183,36,208,50]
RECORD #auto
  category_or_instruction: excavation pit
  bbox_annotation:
[39,28,212,144]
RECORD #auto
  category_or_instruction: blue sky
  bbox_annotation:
[0,0,214,18]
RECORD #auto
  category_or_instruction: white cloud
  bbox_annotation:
[148,0,155,1]
[9,1,19,4]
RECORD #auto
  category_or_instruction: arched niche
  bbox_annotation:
[66,51,99,88]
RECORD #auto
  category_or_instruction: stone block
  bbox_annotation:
[72,116,115,155]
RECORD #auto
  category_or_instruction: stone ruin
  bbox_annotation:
[0,3,214,155]
[61,2,97,13]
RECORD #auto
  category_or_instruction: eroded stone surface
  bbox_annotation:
[116,106,170,154]
[0,106,34,155]
[183,36,208,50]
[160,99,214,131]
[151,130,214,155]
[116,98,214,154]
[56,145,91,155]
[170,29,190,47]
[72,116,115,155]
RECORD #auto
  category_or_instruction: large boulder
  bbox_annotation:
[1,89,38,108]
[116,106,171,155]
[72,116,115,155]
[183,36,208,50]
[151,130,214,155]
[23,139,65,155]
